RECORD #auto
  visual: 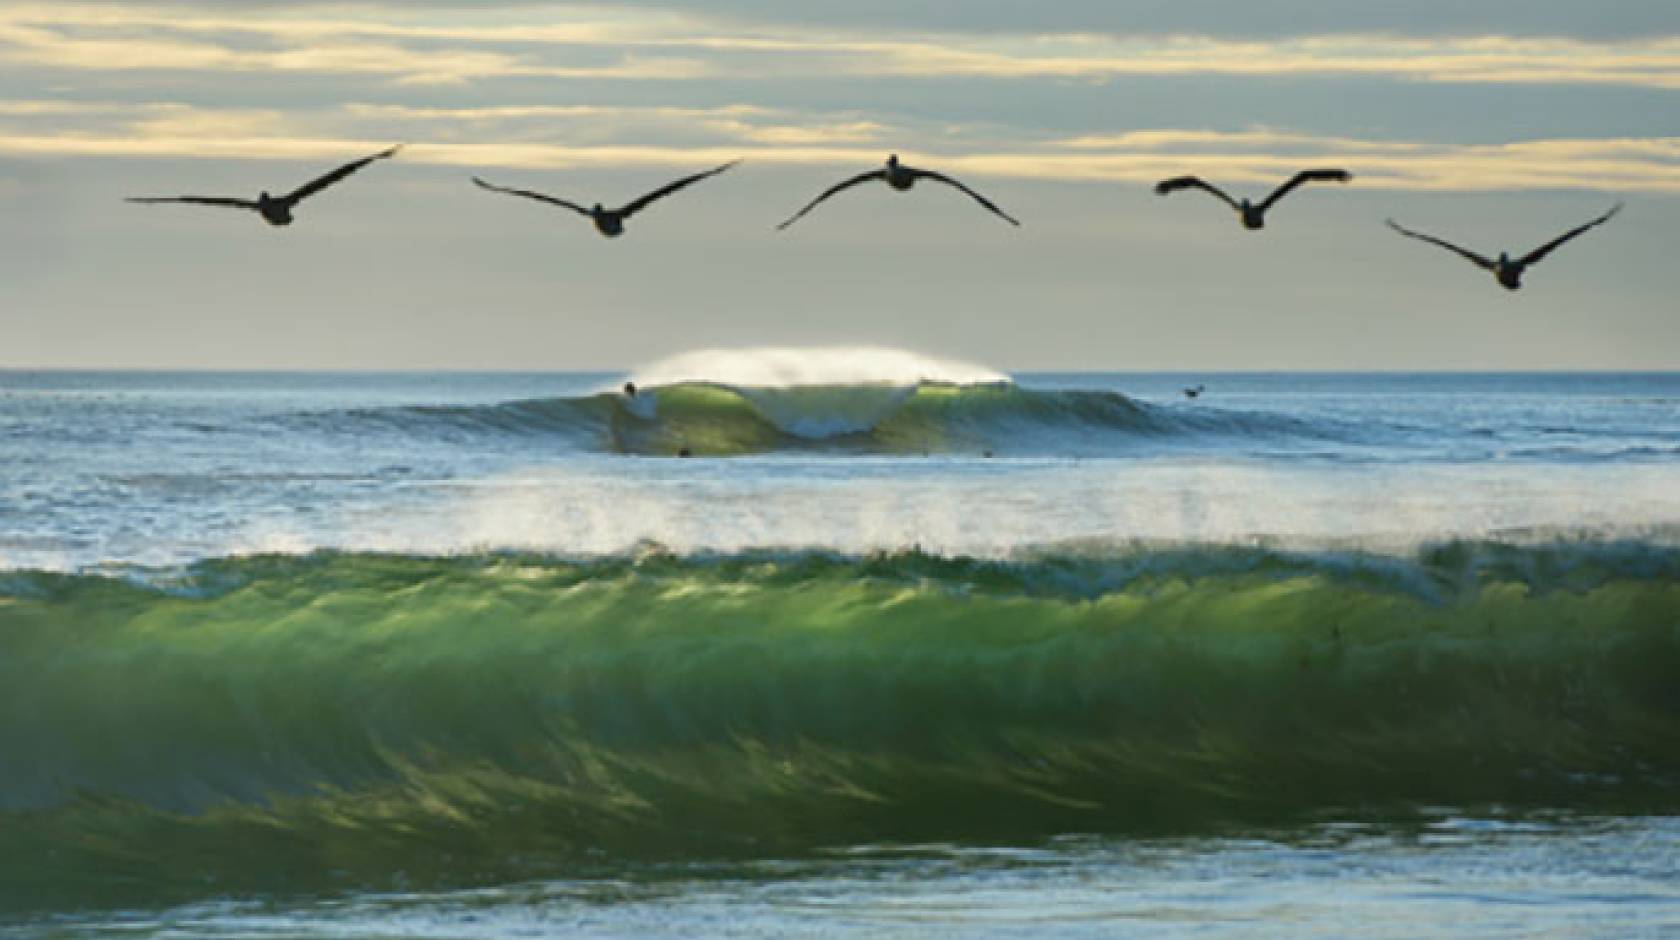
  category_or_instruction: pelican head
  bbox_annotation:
[592,202,605,215]
[887,154,900,169]
[1498,251,1510,265]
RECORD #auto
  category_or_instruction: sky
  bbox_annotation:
[1,1,1676,370]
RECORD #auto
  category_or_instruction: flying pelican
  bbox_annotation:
[778,154,1020,230]
[126,146,402,227]
[1183,384,1206,399]
[1154,169,1351,230]
[471,161,740,238]
[1386,205,1623,291]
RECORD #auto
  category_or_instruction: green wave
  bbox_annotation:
[362,380,1319,456]
[605,381,1170,455]
[1,543,1677,910]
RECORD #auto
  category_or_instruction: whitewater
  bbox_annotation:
[2,349,1678,937]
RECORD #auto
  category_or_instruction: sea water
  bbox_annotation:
[2,353,1677,936]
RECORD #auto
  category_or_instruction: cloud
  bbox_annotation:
[2,99,1671,192]
[1,5,1676,88]
[39,0,1680,41]
[343,103,888,146]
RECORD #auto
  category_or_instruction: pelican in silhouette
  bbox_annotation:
[778,154,1020,230]
[1154,169,1351,230]
[126,146,401,226]
[1183,384,1206,399]
[472,161,739,238]
[1386,205,1622,291]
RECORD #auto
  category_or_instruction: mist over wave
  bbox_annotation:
[624,345,1011,389]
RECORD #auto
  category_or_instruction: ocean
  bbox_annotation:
[2,353,1678,937]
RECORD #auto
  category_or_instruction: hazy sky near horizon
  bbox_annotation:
[1,1,1676,370]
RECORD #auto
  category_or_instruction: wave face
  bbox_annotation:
[334,381,1335,457]
[2,542,1678,910]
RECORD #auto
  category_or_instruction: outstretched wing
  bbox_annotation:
[1258,168,1352,212]
[1153,176,1240,211]
[471,177,591,216]
[1386,219,1495,270]
[618,160,741,218]
[1519,203,1622,266]
[125,196,259,210]
[776,170,886,230]
[911,169,1021,227]
[282,145,401,205]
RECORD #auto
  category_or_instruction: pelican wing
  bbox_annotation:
[1258,168,1352,212]
[1386,219,1496,270]
[126,196,259,210]
[282,145,401,205]
[618,160,740,218]
[911,169,1021,227]
[776,169,886,230]
[1519,203,1622,266]
[1153,176,1239,210]
[472,177,591,217]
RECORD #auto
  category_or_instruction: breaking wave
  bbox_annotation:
[312,380,1345,457]
[2,541,1677,911]
[276,346,1353,457]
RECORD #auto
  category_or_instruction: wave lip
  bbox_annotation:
[2,541,1678,911]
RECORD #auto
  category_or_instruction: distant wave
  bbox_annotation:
[2,541,1677,911]
[302,380,1349,457]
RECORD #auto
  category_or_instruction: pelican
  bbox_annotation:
[778,154,1020,230]
[1154,169,1351,230]
[1183,384,1206,399]
[126,146,401,227]
[1386,205,1622,291]
[471,161,739,238]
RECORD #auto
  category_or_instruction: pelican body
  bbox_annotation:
[1155,169,1352,231]
[127,146,402,227]
[1494,254,1524,291]
[1386,205,1622,292]
[1238,200,1264,231]
[472,161,739,239]
[255,193,294,227]
[884,155,917,191]
[590,205,626,238]
[778,154,1020,229]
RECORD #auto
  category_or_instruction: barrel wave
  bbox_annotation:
[329,380,1344,457]
[2,542,1677,911]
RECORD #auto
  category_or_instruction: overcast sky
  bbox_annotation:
[1,1,1675,370]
